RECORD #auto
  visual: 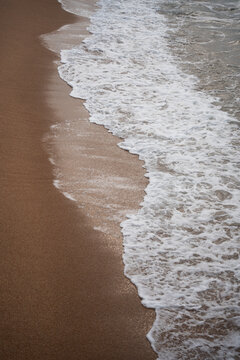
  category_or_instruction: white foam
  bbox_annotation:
[54,179,77,201]
[53,179,61,189]
[58,0,95,18]
[57,0,240,357]
[62,191,77,201]
[48,157,55,165]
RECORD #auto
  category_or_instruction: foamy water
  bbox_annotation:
[57,0,240,358]
[159,0,240,121]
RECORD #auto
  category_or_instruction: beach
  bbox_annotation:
[0,0,155,359]
[51,0,240,357]
[1,0,239,357]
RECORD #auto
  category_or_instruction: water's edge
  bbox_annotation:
[43,0,240,358]
[41,0,157,356]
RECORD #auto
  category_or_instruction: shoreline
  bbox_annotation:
[0,0,155,359]
[42,1,150,244]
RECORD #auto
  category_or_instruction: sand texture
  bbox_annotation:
[0,0,155,359]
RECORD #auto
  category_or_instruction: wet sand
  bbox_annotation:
[42,8,150,250]
[0,0,155,359]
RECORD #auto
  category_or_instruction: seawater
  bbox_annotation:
[57,0,240,358]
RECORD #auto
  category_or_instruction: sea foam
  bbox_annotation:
[57,0,240,358]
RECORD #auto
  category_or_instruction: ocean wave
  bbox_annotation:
[57,0,240,358]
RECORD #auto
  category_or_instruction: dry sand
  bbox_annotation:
[0,0,155,359]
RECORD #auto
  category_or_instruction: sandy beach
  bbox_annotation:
[0,0,155,359]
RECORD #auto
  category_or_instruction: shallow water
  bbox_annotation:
[158,0,240,120]
[57,0,240,358]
